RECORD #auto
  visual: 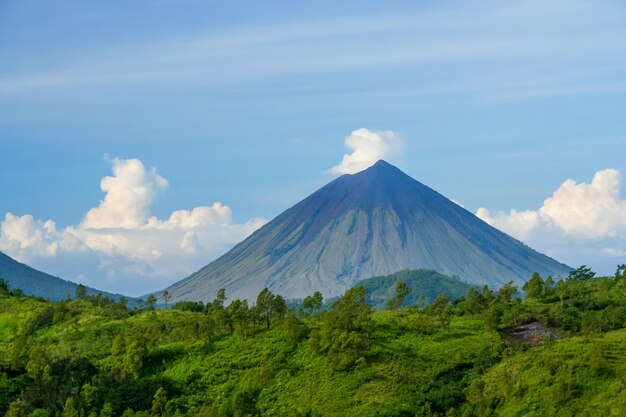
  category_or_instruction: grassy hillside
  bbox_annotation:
[1,267,626,416]
[357,269,473,309]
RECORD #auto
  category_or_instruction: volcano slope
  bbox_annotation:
[162,160,570,303]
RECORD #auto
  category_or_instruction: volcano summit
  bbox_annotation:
[162,161,571,302]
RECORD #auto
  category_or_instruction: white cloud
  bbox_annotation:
[82,158,168,229]
[476,207,542,241]
[0,213,60,260]
[476,169,626,241]
[328,128,404,174]
[602,248,626,258]
[0,158,266,295]
[476,169,626,275]
[450,198,466,208]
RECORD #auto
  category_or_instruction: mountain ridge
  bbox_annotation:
[0,250,128,301]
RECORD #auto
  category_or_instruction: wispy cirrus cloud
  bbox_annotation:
[1,0,626,101]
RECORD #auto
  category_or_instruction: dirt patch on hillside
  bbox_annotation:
[502,321,558,346]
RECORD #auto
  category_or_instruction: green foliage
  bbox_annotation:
[386,280,411,310]
[2,267,626,416]
[75,284,88,301]
[302,291,323,314]
[145,295,157,310]
[0,278,9,293]
[569,265,597,281]
[523,272,545,299]
[161,291,170,306]
[150,387,167,416]
[358,269,472,309]
[256,288,275,330]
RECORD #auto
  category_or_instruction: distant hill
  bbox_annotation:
[357,269,473,309]
[161,160,571,303]
[0,250,126,301]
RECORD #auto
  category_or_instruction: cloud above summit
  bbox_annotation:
[328,128,404,175]
[0,158,266,295]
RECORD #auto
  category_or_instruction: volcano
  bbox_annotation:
[162,160,571,302]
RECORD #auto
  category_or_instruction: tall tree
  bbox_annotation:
[273,294,287,321]
[256,288,275,329]
[145,295,157,310]
[523,272,545,299]
[151,387,167,416]
[303,291,324,314]
[62,397,79,417]
[75,284,88,301]
[497,282,518,302]
[568,265,596,281]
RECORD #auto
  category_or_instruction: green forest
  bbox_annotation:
[2,265,626,417]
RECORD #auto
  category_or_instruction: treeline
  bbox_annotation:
[1,265,625,416]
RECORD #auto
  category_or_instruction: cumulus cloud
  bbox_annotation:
[82,158,168,229]
[476,169,626,241]
[0,158,266,295]
[328,128,403,174]
[476,169,626,275]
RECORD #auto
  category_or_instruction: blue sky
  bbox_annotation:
[1,0,625,295]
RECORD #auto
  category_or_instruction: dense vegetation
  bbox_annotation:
[1,265,626,416]
[357,269,472,310]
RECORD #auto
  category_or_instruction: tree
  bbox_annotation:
[256,288,275,329]
[62,397,79,417]
[459,287,485,314]
[433,293,450,311]
[555,279,567,307]
[75,283,88,300]
[303,291,324,314]
[99,403,114,417]
[387,280,411,310]
[273,294,287,321]
[568,265,596,281]
[484,305,499,331]
[0,277,10,293]
[283,308,300,343]
[124,337,147,376]
[440,305,454,331]
[523,272,544,299]
[111,333,126,356]
[322,287,372,370]
[226,299,249,336]
[146,295,157,310]
[416,294,426,308]
[81,383,99,412]
[614,264,626,280]
[543,276,555,298]
[162,290,171,306]
[497,281,518,302]
[213,289,227,310]
[151,387,167,416]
